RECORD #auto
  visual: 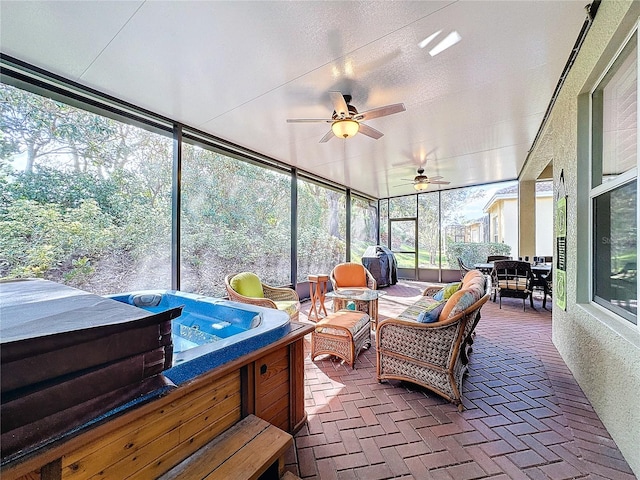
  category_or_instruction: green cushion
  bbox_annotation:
[230,272,264,298]
[273,300,298,317]
[434,282,462,301]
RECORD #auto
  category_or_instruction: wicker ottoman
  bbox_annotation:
[311,310,371,369]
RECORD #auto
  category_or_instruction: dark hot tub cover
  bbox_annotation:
[0,279,181,460]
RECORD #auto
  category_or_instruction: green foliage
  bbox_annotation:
[0,199,116,279]
[1,166,124,217]
[446,242,512,268]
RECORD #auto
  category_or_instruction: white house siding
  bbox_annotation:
[535,196,553,256]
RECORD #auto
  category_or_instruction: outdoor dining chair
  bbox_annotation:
[493,260,534,311]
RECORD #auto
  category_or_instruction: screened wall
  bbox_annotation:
[0,77,374,296]
[1,65,544,294]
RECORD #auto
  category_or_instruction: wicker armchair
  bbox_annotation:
[376,274,491,411]
[224,272,300,321]
[329,262,377,291]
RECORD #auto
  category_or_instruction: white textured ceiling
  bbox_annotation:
[1,1,588,198]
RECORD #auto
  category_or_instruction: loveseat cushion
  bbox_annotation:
[442,289,478,320]
[397,295,441,322]
[433,282,461,301]
[462,269,484,285]
[417,301,446,323]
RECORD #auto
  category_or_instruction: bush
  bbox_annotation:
[446,242,512,268]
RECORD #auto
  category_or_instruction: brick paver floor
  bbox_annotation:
[285,280,636,479]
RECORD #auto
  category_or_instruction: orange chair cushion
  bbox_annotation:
[333,264,368,288]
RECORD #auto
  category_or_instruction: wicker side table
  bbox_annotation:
[311,310,371,369]
[308,274,329,321]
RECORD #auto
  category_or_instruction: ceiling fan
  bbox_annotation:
[398,167,450,191]
[287,91,405,142]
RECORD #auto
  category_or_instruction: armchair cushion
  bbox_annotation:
[273,300,299,318]
[332,263,368,288]
[230,272,264,298]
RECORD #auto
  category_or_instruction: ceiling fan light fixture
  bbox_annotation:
[332,119,359,139]
[414,182,430,191]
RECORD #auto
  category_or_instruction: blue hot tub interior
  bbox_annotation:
[107,290,291,384]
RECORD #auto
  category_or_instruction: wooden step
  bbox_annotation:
[158,414,293,480]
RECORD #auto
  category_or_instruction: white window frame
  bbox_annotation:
[589,22,639,328]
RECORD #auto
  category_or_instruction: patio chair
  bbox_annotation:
[486,255,511,262]
[493,260,534,311]
[329,262,377,291]
[457,257,473,280]
[532,265,553,309]
[225,272,300,321]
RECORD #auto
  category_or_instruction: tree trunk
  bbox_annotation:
[328,192,341,239]
[25,142,36,173]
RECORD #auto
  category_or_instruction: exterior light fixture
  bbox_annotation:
[332,119,359,139]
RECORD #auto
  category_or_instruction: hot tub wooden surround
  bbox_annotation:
[2,321,313,480]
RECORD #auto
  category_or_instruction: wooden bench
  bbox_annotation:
[158,414,293,480]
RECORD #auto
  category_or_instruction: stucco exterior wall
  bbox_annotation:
[522,1,640,475]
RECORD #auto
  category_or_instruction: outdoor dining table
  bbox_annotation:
[473,261,552,308]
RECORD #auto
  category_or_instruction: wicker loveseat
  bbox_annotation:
[376,270,491,411]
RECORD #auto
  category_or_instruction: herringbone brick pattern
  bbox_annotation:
[285,280,636,479]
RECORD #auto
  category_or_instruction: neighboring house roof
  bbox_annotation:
[483,181,553,212]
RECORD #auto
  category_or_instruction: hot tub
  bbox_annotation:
[107,290,291,385]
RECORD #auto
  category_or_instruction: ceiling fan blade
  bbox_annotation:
[429,180,450,185]
[394,183,415,187]
[358,123,383,139]
[319,130,335,143]
[356,103,406,121]
[287,118,332,123]
[428,175,444,180]
[329,91,349,118]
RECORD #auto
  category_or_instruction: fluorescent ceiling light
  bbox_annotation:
[418,30,442,49]
[429,31,462,56]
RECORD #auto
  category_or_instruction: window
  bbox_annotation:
[389,196,417,270]
[440,183,514,269]
[418,193,439,269]
[0,83,172,295]
[297,179,346,282]
[350,195,378,264]
[181,139,291,296]
[379,199,389,247]
[591,30,638,324]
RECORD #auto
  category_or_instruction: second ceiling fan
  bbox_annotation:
[399,167,450,191]
[287,91,405,142]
